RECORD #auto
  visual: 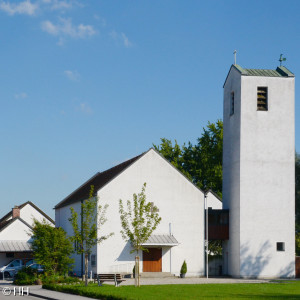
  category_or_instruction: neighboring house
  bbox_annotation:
[55,148,221,277]
[0,202,54,267]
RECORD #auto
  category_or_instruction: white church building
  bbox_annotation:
[55,148,221,277]
[55,62,295,278]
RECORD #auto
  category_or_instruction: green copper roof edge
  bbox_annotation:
[233,64,248,75]
[276,66,295,77]
[223,64,295,88]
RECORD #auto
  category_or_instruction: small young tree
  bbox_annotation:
[119,183,161,287]
[69,185,113,286]
[31,220,74,275]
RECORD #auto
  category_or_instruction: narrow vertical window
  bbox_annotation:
[91,254,96,266]
[230,92,234,115]
[257,87,268,111]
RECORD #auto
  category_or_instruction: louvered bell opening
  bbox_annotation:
[257,87,268,111]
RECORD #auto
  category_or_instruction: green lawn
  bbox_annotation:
[43,281,300,300]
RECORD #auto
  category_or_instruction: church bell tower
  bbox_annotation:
[222,62,295,278]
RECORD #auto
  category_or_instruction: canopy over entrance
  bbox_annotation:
[142,234,179,247]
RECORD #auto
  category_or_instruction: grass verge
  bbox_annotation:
[43,281,300,300]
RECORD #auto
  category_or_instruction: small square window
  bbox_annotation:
[257,87,268,111]
[277,242,285,252]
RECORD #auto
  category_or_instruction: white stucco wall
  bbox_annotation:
[0,219,31,241]
[6,203,54,227]
[55,201,88,276]
[223,66,295,278]
[95,149,205,277]
[223,66,242,277]
[206,191,222,209]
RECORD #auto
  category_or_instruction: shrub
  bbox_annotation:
[14,267,80,285]
[14,267,37,285]
[180,260,187,274]
[41,274,80,285]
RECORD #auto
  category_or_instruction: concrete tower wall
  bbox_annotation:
[223,67,242,277]
[223,65,295,278]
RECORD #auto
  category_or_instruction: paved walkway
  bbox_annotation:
[120,277,269,285]
[0,285,95,300]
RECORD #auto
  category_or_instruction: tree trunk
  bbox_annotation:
[137,256,140,287]
[135,255,140,287]
[85,253,88,286]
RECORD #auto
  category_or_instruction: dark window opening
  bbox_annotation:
[91,254,96,267]
[277,242,285,252]
[257,87,268,111]
[230,92,234,115]
[6,253,14,258]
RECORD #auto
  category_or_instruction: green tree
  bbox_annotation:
[296,233,300,256]
[154,120,223,197]
[153,139,192,180]
[69,185,113,286]
[119,183,161,287]
[208,240,222,257]
[31,220,74,275]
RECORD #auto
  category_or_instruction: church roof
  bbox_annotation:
[224,64,294,87]
[55,152,145,209]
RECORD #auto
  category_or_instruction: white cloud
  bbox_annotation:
[0,0,38,16]
[48,0,72,11]
[78,102,92,114]
[15,92,28,99]
[64,70,80,81]
[40,0,76,10]
[110,30,132,48]
[41,20,58,35]
[41,18,96,39]
[121,33,132,48]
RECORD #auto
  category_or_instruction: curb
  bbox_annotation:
[30,291,59,300]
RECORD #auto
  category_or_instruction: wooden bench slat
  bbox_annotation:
[93,273,125,287]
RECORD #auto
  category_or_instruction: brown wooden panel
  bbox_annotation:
[208,225,229,240]
[296,257,300,278]
[143,248,162,272]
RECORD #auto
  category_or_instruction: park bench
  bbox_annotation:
[93,273,125,287]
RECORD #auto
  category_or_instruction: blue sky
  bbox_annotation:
[1,0,299,219]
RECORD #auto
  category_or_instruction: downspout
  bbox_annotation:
[169,223,172,274]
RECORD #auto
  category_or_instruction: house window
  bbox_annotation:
[91,254,96,267]
[277,242,285,252]
[230,92,234,115]
[257,87,268,111]
[6,253,14,258]
[74,241,80,252]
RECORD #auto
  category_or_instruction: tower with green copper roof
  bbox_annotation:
[222,62,295,278]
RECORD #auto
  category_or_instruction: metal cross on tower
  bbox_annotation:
[279,54,286,66]
[233,50,237,65]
